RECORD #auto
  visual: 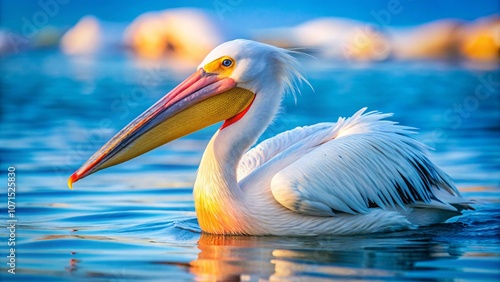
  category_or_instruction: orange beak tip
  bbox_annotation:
[68,173,78,190]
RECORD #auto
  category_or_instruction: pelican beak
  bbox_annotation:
[68,68,255,189]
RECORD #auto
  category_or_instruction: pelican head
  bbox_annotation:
[69,39,305,188]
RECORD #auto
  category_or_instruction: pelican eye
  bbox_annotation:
[221,59,233,67]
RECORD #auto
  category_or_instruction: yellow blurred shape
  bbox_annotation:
[459,16,500,61]
[124,8,222,64]
[390,20,461,60]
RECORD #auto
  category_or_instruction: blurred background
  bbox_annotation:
[1,1,499,281]
[1,0,499,64]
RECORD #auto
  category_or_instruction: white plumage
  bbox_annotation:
[193,40,472,235]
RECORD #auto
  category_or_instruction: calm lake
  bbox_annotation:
[1,51,499,281]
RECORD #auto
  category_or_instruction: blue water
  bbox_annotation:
[1,51,499,281]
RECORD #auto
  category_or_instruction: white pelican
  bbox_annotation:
[68,39,472,236]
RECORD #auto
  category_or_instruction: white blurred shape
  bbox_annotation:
[256,18,391,61]
[60,15,102,55]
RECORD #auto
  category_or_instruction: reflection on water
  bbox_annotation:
[0,51,499,281]
[188,223,499,281]
[20,217,498,281]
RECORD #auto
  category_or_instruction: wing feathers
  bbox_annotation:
[237,122,333,180]
[269,109,467,217]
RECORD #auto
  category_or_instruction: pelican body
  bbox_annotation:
[69,39,472,236]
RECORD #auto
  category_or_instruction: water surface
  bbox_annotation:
[1,52,499,281]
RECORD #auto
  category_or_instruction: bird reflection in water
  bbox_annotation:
[188,229,466,281]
